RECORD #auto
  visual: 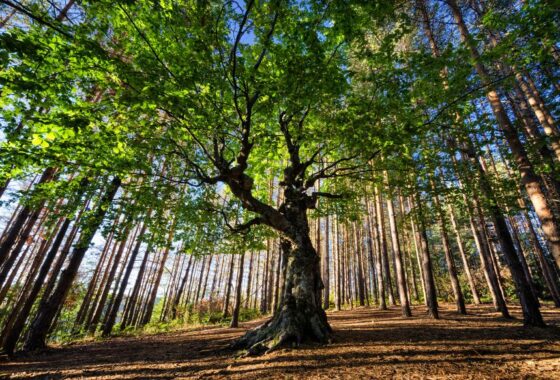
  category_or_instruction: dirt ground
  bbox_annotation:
[2,304,560,379]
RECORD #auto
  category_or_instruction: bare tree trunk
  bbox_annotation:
[375,188,395,306]
[244,251,254,309]
[101,220,148,337]
[447,204,481,304]
[412,192,439,319]
[432,190,466,315]
[24,177,120,351]
[385,188,412,317]
[230,252,245,328]
[399,194,419,303]
[371,194,387,310]
[222,254,236,319]
[448,0,560,287]
[323,214,330,309]
[334,215,342,310]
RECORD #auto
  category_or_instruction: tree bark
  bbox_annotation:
[23,177,120,351]
[101,220,148,336]
[375,188,395,306]
[230,252,245,328]
[447,203,481,304]
[412,193,439,319]
[232,192,331,355]
[447,0,560,278]
[385,189,412,317]
[432,191,466,314]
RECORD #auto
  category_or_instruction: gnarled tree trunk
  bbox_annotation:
[232,206,331,355]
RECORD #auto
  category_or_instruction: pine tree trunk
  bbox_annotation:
[120,242,151,330]
[386,191,412,317]
[375,188,395,306]
[230,252,245,328]
[447,0,560,277]
[412,193,439,319]
[0,168,55,267]
[399,195,420,303]
[244,251,254,309]
[23,177,120,351]
[85,226,131,332]
[101,221,147,336]
[448,146,509,316]
[222,254,236,319]
[141,244,170,326]
[172,255,193,319]
[334,215,342,310]
[364,198,379,305]
[447,204,481,304]
[432,191,466,314]
[371,195,387,310]
[1,218,70,354]
[323,214,330,310]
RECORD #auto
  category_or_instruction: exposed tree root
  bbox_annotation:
[232,296,332,356]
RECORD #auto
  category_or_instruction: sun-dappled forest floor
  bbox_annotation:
[3,304,560,379]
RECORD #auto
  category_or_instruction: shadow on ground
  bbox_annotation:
[2,304,560,379]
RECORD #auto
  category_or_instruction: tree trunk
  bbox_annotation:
[334,215,342,310]
[371,194,387,310]
[101,221,148,336]
[399,194,419,303]
[375,188,395,306]
[1,217,70,354]
[86,226,132,332]
[172,255,193,319]
[230,252,245,328]
[412,193,439,319]
[447,203,481,304]
[447,0,560,276]
[23,177,120,351]
[222,254,235,319]
[244,251,254,309]
[0,168,55,267]
[323,214,330,309]
[432,191,466,315]
[386,191,412,317]
[232,208,331,355]
[141,244,170,326]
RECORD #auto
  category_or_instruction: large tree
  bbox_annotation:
[0,0,392,353]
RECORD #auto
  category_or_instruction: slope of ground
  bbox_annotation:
[2,304,560,379]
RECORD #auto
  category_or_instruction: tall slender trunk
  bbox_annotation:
[375,188,395,306]
[334,215,342,310]
[448,145,509,316]
[101,220,148,336]
[244,251,254,309]
[385,188,411,317]
[222,254,236,319]
[1,217,70,354]
[141,242,171,326]
[172,255,193,319]
[448,0,560,280]
[399,194,419,303]
[230,252,245,328]
[323,214,330,309]
[371,194,387,310]
[447,203,481,304]
[24,177,120,351]
[412,192,439,319]
[432,189,466,314]
[86,225,132,332]
[0,168,55,267]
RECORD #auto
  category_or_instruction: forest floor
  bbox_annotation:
[2,304,560,379]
